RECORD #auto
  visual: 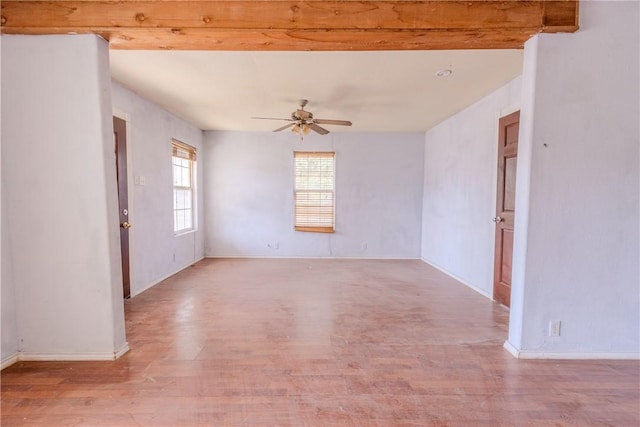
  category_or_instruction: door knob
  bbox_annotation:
[492,216,503,223]
[120,222,132,229]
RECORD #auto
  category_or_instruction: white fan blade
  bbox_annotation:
[309,124,330,135]
[273,123,296,132]
[314,119,352,126]
[251,117,294,121]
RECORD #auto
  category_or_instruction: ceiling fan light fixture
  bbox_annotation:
[292,123,311,136]
[253,100,351,138]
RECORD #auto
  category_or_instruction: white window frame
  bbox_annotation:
[172,139,197,235]
[293,151,336,233]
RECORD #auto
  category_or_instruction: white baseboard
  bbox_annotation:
[420,257,492,299]
[131,256,205,297]
[503,341,640,360]
[503,340,521,358]
[205,255,421,260]
[18,352,120,362]
[114,342,130,359]
[1,353,19,370]
[1,342,131,370]
[17,344,131,362]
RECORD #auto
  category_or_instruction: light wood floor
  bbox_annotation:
[2,259,639,426]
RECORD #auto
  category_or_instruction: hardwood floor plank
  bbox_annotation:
[2,259,638,426]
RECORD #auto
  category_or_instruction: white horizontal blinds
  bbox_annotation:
[172,140,196,233]
[294,151,335,232]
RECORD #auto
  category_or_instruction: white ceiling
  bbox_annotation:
[109,49,523,133]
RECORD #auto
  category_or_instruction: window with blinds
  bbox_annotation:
[294,151,335,233]
[172,139,196,234]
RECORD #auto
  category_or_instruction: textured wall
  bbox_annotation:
[509,1,639,356]
[111,82,205,296]
[2,35,126,360]
[421,77,522,296]
[204,131,424,258]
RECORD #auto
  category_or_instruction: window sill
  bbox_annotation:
[295,226,335,234]
[174,228,196,237]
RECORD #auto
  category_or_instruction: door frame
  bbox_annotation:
[113,108,136,298]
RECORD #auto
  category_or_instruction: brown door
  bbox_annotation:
[113,116,131,299]
[493,111,519,307]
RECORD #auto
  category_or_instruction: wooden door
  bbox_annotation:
[493,111,519,307]
[113,116,131,299]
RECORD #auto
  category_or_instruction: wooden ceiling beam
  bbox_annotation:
[108,28,536,51]
[1,1,579,51]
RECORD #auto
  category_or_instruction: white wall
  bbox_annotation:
[111,82,205,296]
[421,77,522,296]
[508,1,639,356]
[1,130,19,365]
[0,37,18,364]
[1,35,127,361]
[204,131,424,258]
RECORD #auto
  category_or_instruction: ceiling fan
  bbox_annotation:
[252,99,352,137]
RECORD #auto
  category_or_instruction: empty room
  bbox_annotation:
[1,1,639,426]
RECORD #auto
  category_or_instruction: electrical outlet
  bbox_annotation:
[549,320,561,337]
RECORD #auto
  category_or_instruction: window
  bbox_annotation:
[172,140,196,233]
[294,151,335,233]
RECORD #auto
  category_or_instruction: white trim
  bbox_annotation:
[131,256,205,297]
[516,352,640,360]
[112,107,130,122]
[204,255,422,260]
[174,228,197,238]
[420,257,492,299]
[2,343,130,369]
[131,278,163,298]
[498,104,520,119]
[1,353,19,370]
[503,340,521,358]
[172,139,197,235]
[114,342,130,359]
[16,352,120,362]
[503,341,639,360]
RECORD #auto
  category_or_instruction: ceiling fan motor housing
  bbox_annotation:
[293,109,312,121]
